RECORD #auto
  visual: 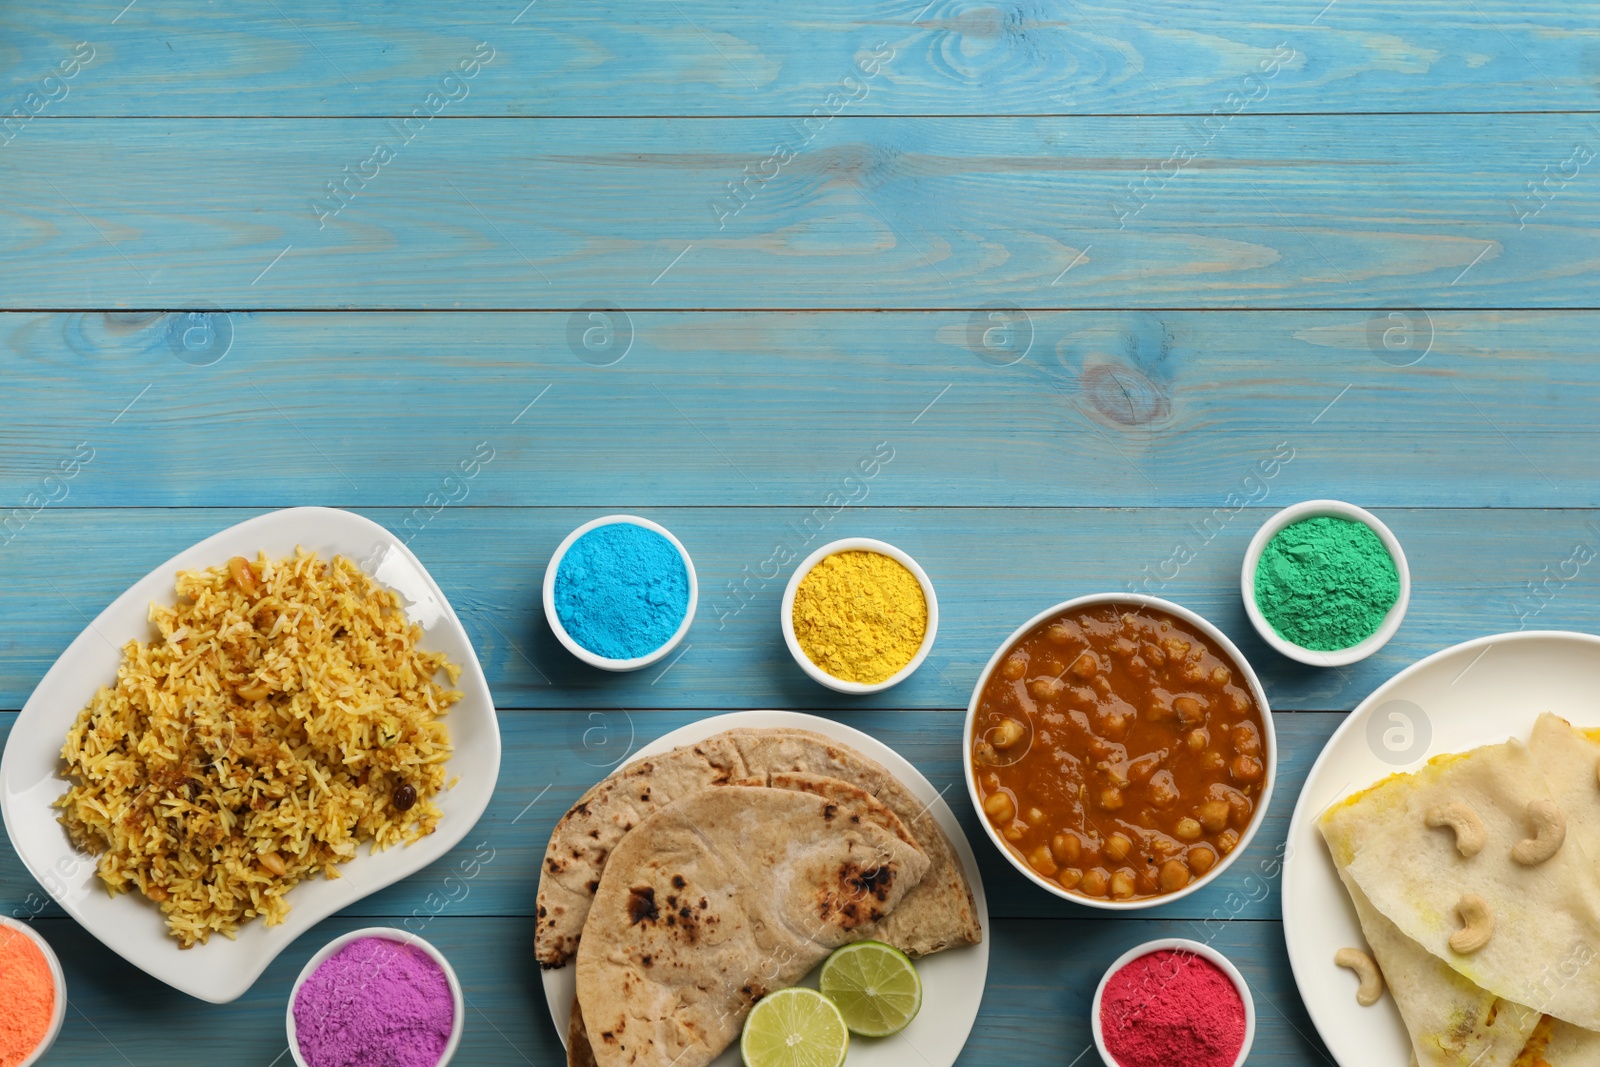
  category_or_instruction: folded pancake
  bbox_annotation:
[1320,739,1600,1030]
[538,728,981,970]
[1513,1016,1600,1067]
[537,735,749,968]
[565,772,924,1066]
[728,728,983,957]
[1336,869,1539,1067]
[1528,713,1600,870]
[574,786,931,1067]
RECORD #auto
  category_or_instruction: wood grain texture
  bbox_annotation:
[0,508,1594,713]
[2,311,1596,509]
[0,709,1338,924]
[1,0,1594,116]
[3,116,1597,309]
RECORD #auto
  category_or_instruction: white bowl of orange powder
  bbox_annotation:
[781,537,939,694]
[0,916,67,1067]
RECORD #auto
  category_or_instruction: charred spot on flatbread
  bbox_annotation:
[626,886,658,925]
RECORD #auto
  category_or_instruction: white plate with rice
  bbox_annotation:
[0,507,501,1003]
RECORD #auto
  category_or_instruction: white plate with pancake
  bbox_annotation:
[0,507,501,1003]
[542,709,991,1067]
[1282,630,1600,1065]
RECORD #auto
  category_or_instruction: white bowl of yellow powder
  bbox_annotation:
[781,538,939,694]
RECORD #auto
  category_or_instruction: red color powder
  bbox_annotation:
[1100,949,1245,1067]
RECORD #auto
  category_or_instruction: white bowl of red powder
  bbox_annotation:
[1091,938,1255,1067]
[288,927,463,1067]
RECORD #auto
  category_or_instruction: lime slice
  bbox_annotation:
[818,940,924,1037]
[740,987,850,1067]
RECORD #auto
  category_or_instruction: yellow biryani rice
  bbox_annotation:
[55,549,460,947]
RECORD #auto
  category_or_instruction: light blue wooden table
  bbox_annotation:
[3,2,1597,1063]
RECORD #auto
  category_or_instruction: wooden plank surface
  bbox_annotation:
[4,115,1597,309]
[2,2,1593,1064]
[0,507,1594,713]
[2,311,1597,509]
[1,1,1593,116]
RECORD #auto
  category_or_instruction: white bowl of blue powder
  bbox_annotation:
[543,514,697,671]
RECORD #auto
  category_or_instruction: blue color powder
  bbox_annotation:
[554,522,690,660]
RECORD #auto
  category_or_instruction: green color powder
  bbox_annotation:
[1255,516,1399,651]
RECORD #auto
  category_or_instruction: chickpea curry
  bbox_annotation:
[971,603,1268,902]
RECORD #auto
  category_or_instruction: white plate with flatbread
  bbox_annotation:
[0,507,501,1003]
[542,709,991,1067]
[1282,631,1600,1065]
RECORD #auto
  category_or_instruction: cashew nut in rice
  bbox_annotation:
[1334,948,1384,1006]
[1449,894,1494,954]
[1511,799,1566,866]
[1425,801,1487,858]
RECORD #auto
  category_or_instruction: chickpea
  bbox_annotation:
[1186,728,1209,752]
[1211,665,1232,686]
[1148,835,1181,860]
[1230,689,1251,713]
[1092,674,1113,697]
[1231,723,1261,757]
[1147,771,1180,808]
[1189,845,1218,875]
[1112,637,1136,657]
[1148,698,1174,722]
[1070,652,1099,679]
[1100,787,1125,812]
[1158,859,1191,893]
[1042,658,1064,676]
[1173,696,1205,726]
[1029,677,1065,701]
[1202,751,1227,774]
[1051,833,1082,865]
[1080,868,1110,897]
[1163,638,1191,659]
[1105,833,1133,863]
[1101,711,1129,740]
[1142,643,1166,666]
[1232,755,1264,784]
[974,740,1000,765]
[983,791,1016,823]
[1127,755,1158,784]
[1028,845,1058,878]
[1003,825,1025,842]
[992,717,1027,750]
[1027,807,1046,826]
[1058,868,1084,890]
[1218,829,1240,854]
[1046,622,1076,646]
[1174,817,1203,841]
[1228,793,1253,828]
[1001,654,1028,680]
[1181,662,1207,684]
[1198,799,1231,833]
[1110,869,1138,899]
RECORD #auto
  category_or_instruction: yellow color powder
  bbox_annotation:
[792,550,928,684]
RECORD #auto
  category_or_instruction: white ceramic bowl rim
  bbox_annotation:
[0,916,68,1067]
[1090,937,1257,1067]
[1240,499,1411,668]
[962,592,1277,911]
[287,926,465,1067]
[779,537,940,694]
[542,514,699,671]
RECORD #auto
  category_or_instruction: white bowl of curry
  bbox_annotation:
[964,594,1276,910]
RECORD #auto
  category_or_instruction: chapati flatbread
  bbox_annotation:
[1320,740,1600,1030]
[1528,713,1600,873]
[1514,1016,1600,1067]
[537,727,981,969]
[575,786,931,1067]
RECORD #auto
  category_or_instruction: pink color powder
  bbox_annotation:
[293,937,454,1067]
[1099,949,1245,1067]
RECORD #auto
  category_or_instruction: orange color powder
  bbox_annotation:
[0,925,55,1067]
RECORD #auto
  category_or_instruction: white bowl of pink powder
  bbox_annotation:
[1091,938,1255,1067]
[288,928,463,1067]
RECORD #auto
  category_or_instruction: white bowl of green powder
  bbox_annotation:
[1241,500,1409,667]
